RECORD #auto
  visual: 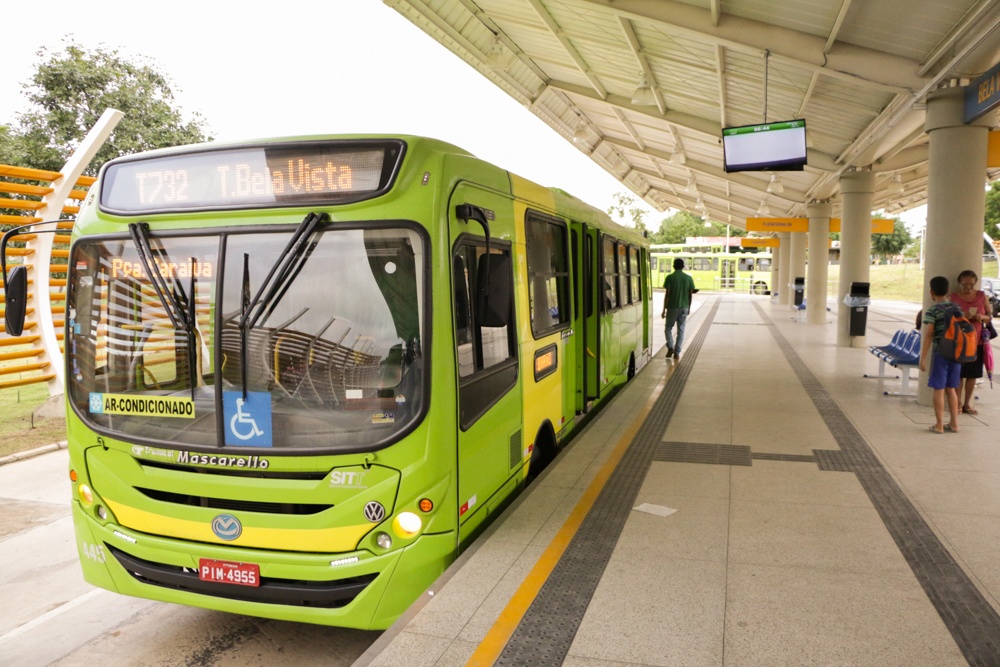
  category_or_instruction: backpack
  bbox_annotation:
[938,304,978,363]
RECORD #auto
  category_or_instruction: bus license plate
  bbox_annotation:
[198,559,260,587]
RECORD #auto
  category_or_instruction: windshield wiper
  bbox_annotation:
[127,223,200,395]
[237,211,328,399]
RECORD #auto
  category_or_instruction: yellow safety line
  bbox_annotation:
[465,362,670,667]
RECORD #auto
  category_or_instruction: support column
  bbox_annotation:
[789,232,807,310]
[777,232,791,305]
[837,170,875,347]
[769,240,781,299]
[917,86,992,405]
[807,202,832,324]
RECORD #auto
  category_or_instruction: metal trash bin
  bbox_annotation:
[793,277,805,307]
[846,282,870,336]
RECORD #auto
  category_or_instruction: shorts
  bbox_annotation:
[928,351,962,390]
[960,345,984,379]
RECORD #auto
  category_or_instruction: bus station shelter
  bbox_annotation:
[387,0,1000,406]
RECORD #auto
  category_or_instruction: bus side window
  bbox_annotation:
[602,236,618,311]
[525,211,570,335]
[453,241,516,378]
[629,246,640,303]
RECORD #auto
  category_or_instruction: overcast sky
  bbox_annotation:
[3,1,925,232]
[3,1,661,222]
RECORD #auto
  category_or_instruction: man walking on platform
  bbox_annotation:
[661,257,696,360]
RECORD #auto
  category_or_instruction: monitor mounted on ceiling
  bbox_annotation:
[722,119,807,172]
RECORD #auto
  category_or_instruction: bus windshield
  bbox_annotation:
[66,224,426,452]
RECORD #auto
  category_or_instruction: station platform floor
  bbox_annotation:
[356,293,1000,667]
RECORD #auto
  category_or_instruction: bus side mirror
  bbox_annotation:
[477,253,511,328]
[4,266,28,337]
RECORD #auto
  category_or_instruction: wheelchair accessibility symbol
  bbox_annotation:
[223,391,272,447]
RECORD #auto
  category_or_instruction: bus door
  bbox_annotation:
[449,185,522,545]
[580,226,601,407]
[721,257,736,289]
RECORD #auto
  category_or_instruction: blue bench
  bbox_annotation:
[864,329,920,396]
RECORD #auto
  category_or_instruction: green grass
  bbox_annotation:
[825,260,998,302]
[0,382,67,459]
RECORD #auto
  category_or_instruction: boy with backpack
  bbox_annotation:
[919,275,963,433]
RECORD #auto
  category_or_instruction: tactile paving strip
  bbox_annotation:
[754,302,1000,665]
[656,442,753,466]
[494,298,723,667]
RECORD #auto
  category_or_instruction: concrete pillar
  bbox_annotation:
[916,86,992,405]
[789,232,807,310]
[770,240,781,299]
[807,202,832,324]
[837,170,875,347]
[777,233,791,305]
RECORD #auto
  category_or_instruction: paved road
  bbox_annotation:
[0,449,379,667]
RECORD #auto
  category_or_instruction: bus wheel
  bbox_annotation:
[528,424,557,482]
[627,353,636,380]
[752,281,768,295]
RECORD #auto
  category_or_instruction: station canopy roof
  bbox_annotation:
[388,0,1000,229]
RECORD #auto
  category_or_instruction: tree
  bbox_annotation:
[985,182,1000,239]
[648,210,746,244]
[1,41,212,176]
[871,218,912,262]
[606,192,648,231]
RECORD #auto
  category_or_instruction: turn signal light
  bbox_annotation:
[419,498,433,512]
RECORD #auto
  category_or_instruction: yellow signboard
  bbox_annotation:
[745,217,809,232]
[741,237,780,248]
[989,130,1000,167]
[828,218,894,234]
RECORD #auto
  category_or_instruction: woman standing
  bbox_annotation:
[949,269,992,414]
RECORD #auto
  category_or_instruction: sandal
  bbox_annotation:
[927,425,944,434]
[945,424,959,433]
[962,406,979,415]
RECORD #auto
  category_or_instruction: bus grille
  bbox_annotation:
[137,488,332,515]
[107,545,377,609]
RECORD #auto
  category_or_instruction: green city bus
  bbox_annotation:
[2,135,650,629]
[650,244,772,295]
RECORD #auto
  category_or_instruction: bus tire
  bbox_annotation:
[752,281,768,295]
[528,422,557,481]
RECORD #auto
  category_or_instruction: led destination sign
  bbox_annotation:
[100,141,403,214]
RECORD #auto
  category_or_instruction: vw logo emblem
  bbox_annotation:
[363,501,386,523]
[211,514,242,541]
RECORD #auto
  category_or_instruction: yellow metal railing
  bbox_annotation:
[0,164,93,390]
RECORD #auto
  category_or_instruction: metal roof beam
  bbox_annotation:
[574,0,924,93]
[618,16,667,115]
[525,0,608,99]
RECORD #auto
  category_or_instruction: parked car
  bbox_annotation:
[981,277,1000,317]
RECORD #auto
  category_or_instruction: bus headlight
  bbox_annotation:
[392,512,422,538]
[375,532,392,549]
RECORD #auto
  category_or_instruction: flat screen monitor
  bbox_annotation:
[722,119,807,172]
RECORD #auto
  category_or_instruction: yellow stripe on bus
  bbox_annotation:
[104,499,375,552]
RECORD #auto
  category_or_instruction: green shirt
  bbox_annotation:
[922,299,953,349]
[663,270,695,309]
